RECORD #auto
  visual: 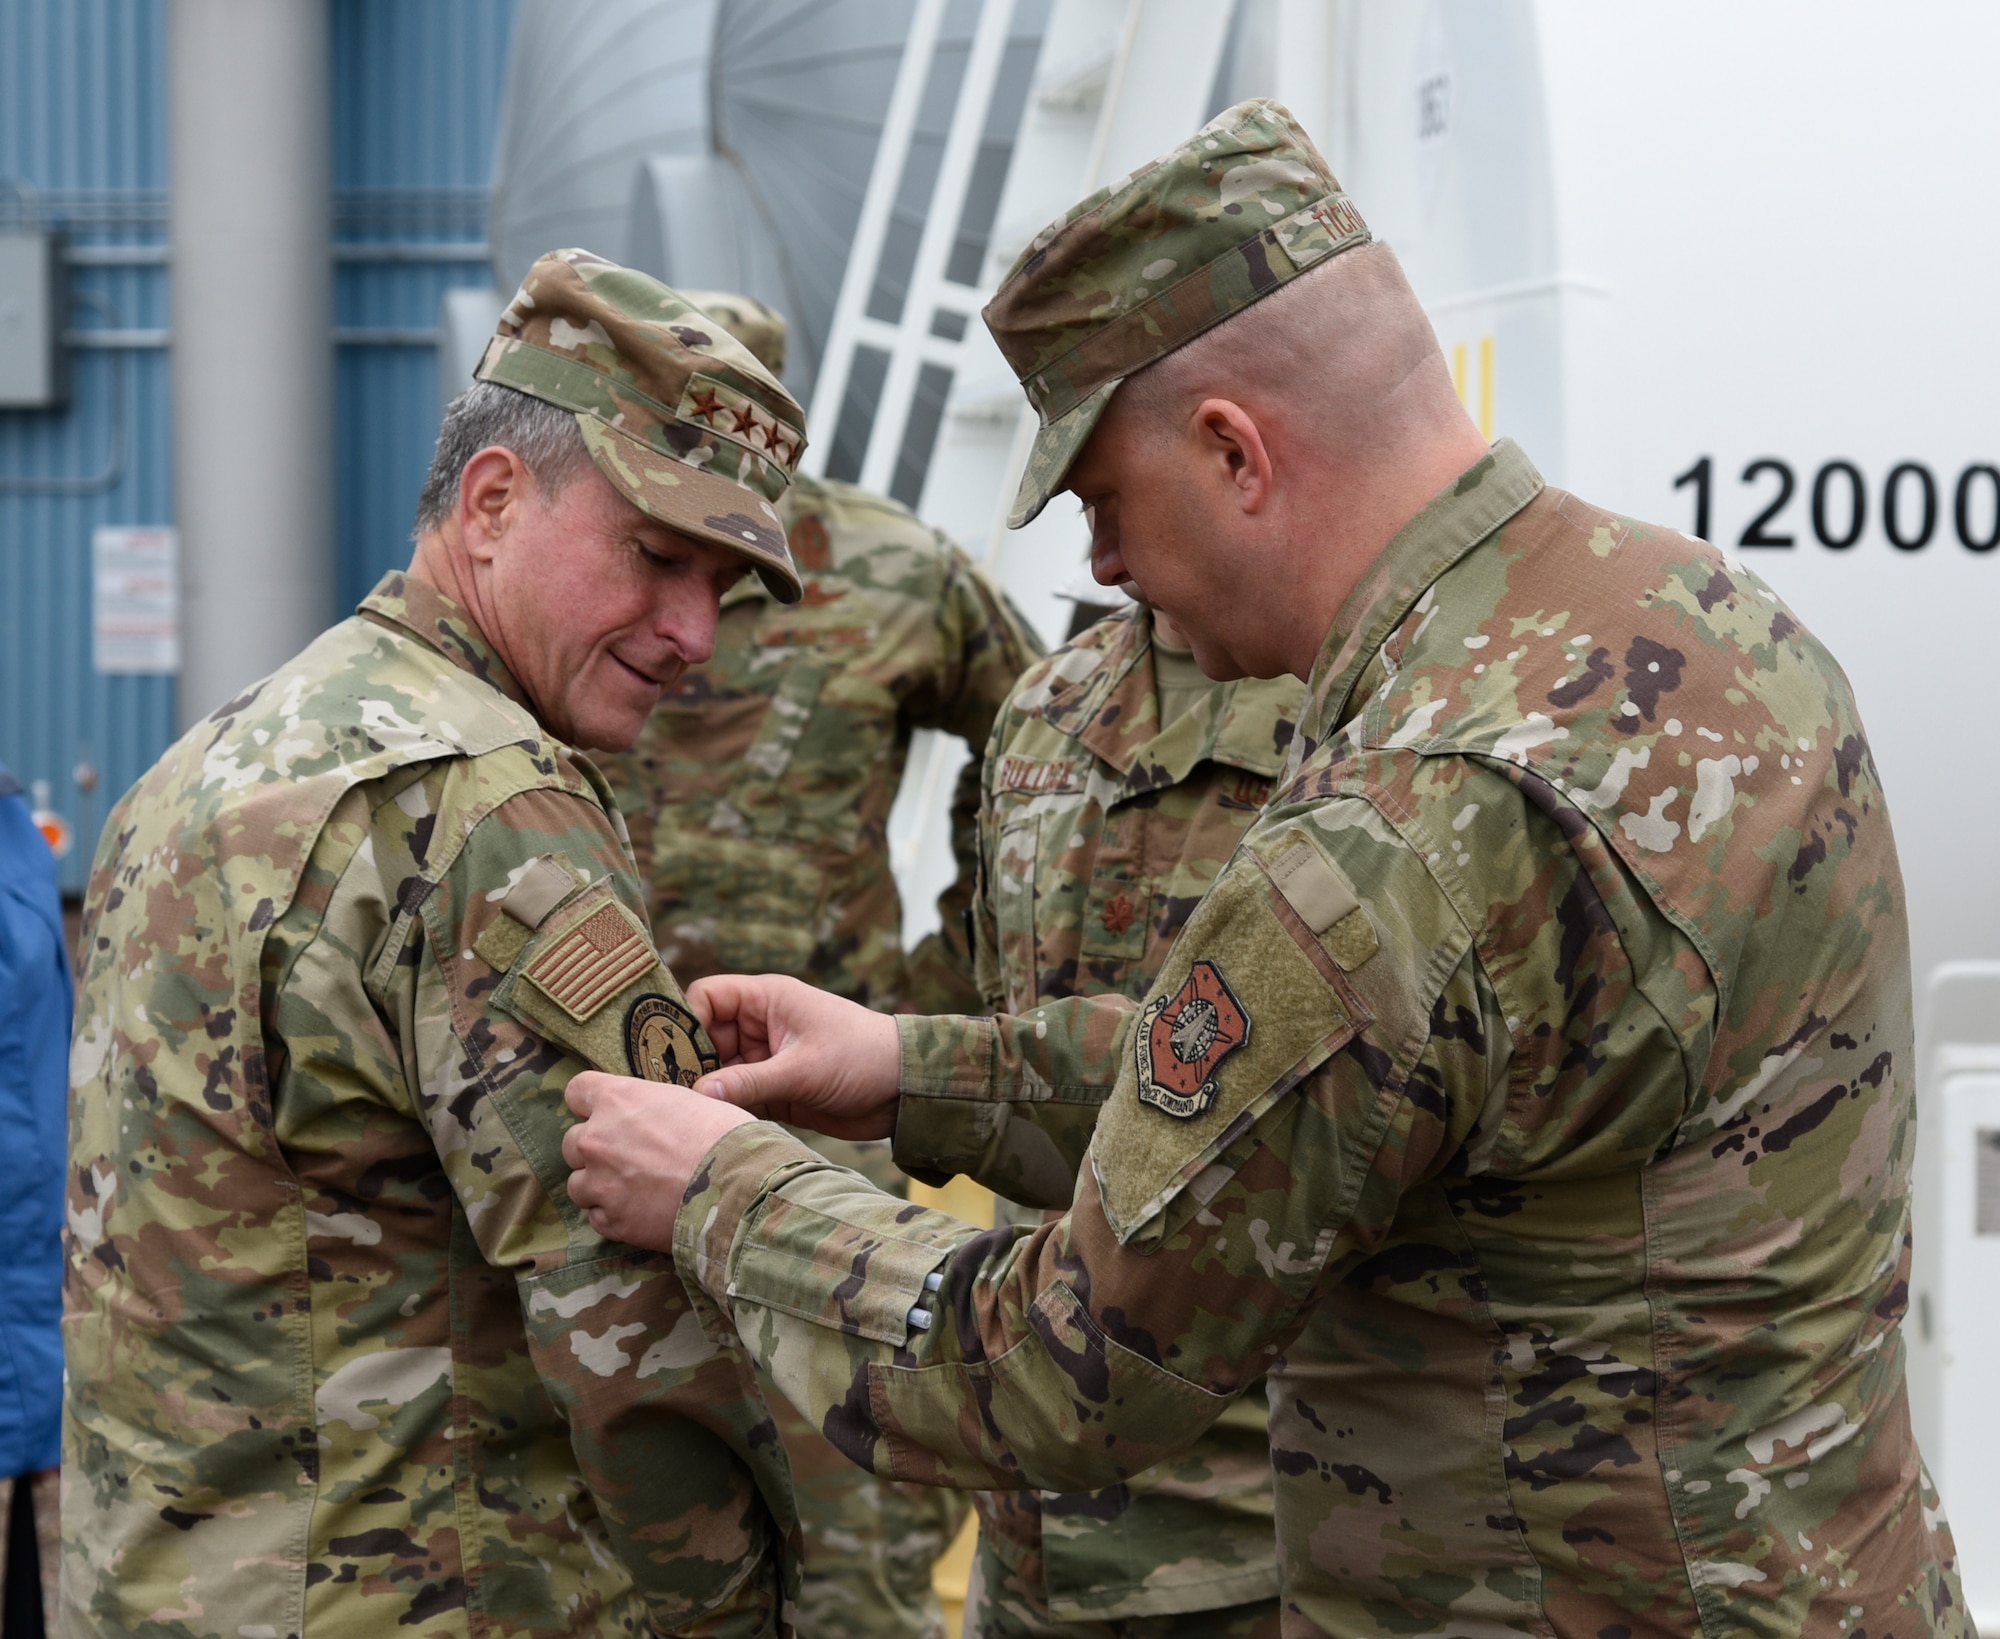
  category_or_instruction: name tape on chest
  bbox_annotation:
[996,754,1084,795]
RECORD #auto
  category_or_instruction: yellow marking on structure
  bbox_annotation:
[1451,341,1467,405]
[1479,335,1495,441]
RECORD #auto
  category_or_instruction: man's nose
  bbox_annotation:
[658,591,720,667]
[1089,530,1127,589]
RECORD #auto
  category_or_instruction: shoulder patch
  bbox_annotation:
[521,900,655,1021]
[625,993,720,1086]
[1090,854,1368,1246]
[1133,960,1250,1119]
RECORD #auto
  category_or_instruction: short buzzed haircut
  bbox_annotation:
[1114,243,1451,458]
[412,379,593,539]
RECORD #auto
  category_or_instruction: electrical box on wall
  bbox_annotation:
[0,228,66,410]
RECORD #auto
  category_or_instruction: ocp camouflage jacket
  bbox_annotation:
[677,442,1966,1636]
[65,573,793,1639]
[966,604,1298,1623]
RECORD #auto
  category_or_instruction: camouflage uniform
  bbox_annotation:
[670,103,1968,1635]
[596,291,1041,1639]
[63,253,810,1638]
[964,604,1297,1637]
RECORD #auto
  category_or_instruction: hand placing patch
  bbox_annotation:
[1134,960,1250,1119]
[625,993,720,1087]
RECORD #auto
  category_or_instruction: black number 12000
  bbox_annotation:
[1672,456,2000,553]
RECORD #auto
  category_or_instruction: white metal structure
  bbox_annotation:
[488,0,716,292]
[1910,962,2000,1632]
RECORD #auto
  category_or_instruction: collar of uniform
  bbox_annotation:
[358,570,534,712]
[1041,608,1294,787]
[1301,439,1543,744]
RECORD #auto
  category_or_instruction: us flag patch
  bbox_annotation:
[522,902,654,1021]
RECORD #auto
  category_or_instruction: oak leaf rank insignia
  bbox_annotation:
[1134,959,1251,1119]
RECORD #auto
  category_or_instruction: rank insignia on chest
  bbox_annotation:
[625,993,720,1087]
[1134,959,1250,1119]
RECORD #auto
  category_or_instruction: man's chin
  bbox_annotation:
[560,690,655,754]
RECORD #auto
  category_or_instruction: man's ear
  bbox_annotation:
[456,446,529,564]
[1193,398,1274,515]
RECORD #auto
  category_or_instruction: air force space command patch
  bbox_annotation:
[1134,959,1250,1119]
[625,993,719,1087]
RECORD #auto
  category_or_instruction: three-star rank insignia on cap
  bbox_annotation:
[624,993,720,1088]
[1134,959,1251,1119]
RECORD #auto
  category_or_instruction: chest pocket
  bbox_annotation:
[1077,806,1149,969]
[726,656,836,842]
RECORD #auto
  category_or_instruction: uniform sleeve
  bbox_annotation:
[888,999,1132,1207]
[898,547,1045,1015]
[400,779,792,1632]
[674,796,1515,1495]
[889,698,1114,1209]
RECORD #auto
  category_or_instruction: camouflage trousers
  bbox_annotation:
[961,1531,1282,1639]
[0,1469,60,1633]
[763,1359,966,1639]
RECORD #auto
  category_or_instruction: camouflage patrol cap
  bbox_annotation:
[477,249,808,602]
[681,290,788,379]
[984,99,1370,527]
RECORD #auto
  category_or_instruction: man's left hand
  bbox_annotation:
[561,1072,754,1249]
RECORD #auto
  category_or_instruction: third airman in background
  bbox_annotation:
[959,596,1301,1637]
[594,289,1044,1639]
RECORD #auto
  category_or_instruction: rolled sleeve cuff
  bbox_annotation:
[673,1121,825,1307]
[675,1116,974,1352]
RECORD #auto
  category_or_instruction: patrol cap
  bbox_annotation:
[680,290,788,379]
[983,98,1370,527]
[477,249,808,603]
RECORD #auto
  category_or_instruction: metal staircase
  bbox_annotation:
[815,0,1236,943]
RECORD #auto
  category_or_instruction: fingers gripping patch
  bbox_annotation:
[1134,961,1251,1119]
[624,993,719,1087]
